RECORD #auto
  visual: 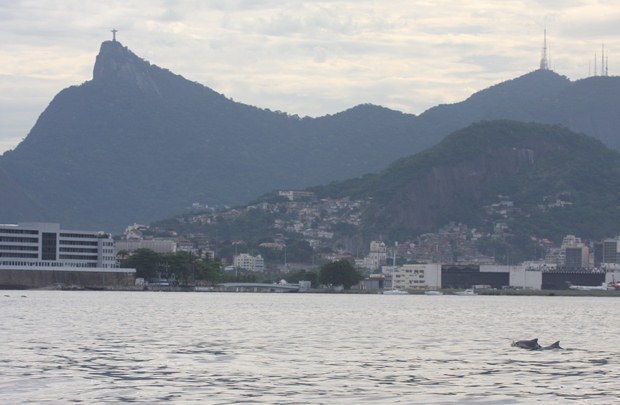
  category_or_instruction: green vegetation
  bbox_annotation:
[319,260,363,289]
[315,120,620,261]
[120,248,222,284]
[285,269,319,287]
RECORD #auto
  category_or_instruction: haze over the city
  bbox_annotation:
[1,0,618,154]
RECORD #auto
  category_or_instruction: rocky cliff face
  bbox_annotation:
[379,146,536,232]
[351,120,620,238]
[93,41,161,94]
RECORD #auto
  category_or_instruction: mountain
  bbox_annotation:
[415,70,620,151]
[1,40,619,232]
[0,166,46,221]
[0,41,418,231]
[315,120,620,244]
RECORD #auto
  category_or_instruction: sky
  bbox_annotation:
[1,0,619,154]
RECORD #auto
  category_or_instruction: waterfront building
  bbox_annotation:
[0,222,135,288]
[443,264,512,290]
[390,264,441,290]
[233,253,265,272]
[359,273,385,290]
[481,264,542,290]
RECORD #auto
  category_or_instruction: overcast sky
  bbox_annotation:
[1,0,618,154]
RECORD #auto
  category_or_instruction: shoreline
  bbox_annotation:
[3,285,620,297]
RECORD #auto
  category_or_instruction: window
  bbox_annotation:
[42,233,57,261]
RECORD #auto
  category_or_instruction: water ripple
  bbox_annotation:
[2,292,620,403]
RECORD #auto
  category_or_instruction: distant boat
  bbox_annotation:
[609,275,620,290]
[455,288,477,296]
[383,289,409,295]
[424,290,443,296]
[567,281,612,291]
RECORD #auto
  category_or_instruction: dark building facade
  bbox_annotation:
[541,271,605,290]
[441,264,607,290]
[441,265,509,289]
[565,247,585,269]
[603,239,618,264]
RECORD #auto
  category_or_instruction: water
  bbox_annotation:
[2,291,619,404]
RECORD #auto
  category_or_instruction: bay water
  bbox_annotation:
[2,291,619,404]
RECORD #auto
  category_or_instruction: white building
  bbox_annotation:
[481,264,542,290]
[278,190,315,201]
[0,223,135,288]
[390,263,441,290]
[360,241,388,271]
[233,253,265,272]
[0,222,119,269]
[115,238,177,254]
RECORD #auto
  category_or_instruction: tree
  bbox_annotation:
[120,248,160,278]
[286,269,319,287]
[121,249,223,284]
[285,239,314,263]
[319,259,363,290]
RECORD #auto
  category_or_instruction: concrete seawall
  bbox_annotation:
[0,269,136,289]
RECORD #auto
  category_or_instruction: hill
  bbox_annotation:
[315,120,620,245]
[1,40,619,232]
[153,121,620,264]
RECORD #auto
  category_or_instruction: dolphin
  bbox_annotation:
[511,338,563,350]
[511,338,542,350]
[541,341,562,350]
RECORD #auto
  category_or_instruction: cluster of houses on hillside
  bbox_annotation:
[176,191,366,250]
[118,190,620,275]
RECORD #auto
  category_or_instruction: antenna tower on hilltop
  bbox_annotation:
[602,44,609,76]
[594,45,610,76]
[540,29,549,70]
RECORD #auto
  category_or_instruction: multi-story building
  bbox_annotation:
[560,235,589,269]
[390,264,441,290]
[0,222,135,288]
[565,246,589,269]
[360,241,387,271]
[233,253,265,272]
[602,238,619,264]
[593,242,604,267]
[115,238,177,254]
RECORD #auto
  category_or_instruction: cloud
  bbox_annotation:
[0,0,618,153]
